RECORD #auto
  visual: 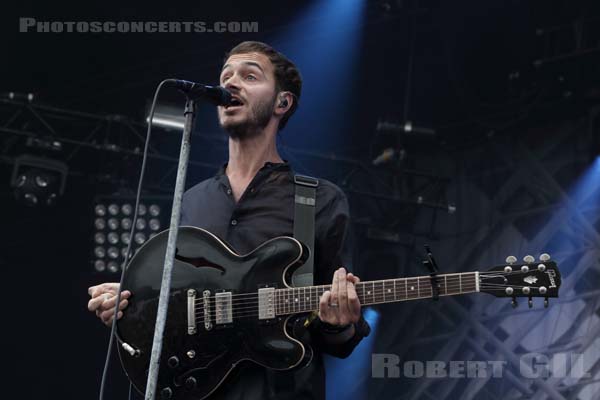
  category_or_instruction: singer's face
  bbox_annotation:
[217,52,278,138]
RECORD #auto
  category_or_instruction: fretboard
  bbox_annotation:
[275,272,479,316]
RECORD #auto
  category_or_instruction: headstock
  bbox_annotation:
[479,253,561,308]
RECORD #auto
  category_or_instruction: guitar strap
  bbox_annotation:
[292,174,319,287]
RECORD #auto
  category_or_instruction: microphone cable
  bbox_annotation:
[98,78,174,400]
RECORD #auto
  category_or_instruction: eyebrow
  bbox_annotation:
[221,61,266,75]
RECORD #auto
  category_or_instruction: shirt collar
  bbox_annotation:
[214,160,290,178]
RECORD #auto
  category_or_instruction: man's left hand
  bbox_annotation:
[318,267,361,328]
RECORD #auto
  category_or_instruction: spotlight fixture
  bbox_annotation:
[91,195,170,273]
[10,155,68,207]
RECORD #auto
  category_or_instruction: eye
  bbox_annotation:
[246,74,257,81]
[221,75,231,84]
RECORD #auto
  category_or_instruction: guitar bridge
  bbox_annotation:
[203,290,213,331]
[187,289,197,335]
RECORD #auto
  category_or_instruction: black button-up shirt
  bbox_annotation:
[180,161,369,400]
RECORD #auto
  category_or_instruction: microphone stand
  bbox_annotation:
[144,96,196,400]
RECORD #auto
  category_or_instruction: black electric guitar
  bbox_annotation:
[116,227,562,400]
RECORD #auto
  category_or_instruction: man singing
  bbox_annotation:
[88,41,370,399]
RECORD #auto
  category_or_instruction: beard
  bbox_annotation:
[219,95,276,140]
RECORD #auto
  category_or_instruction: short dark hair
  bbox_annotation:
[224,41,302,130]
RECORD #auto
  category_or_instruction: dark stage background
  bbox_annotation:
[2,1,600,399]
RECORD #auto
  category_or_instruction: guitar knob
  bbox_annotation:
[505,287,514,295]
[539,286,547,295]
[521,265,529,273]
[167,356,179,368]
[522,286,531,295]
[185,377,197,390]
[160,387,173,399]
[523,255,535,263]
[504,266,512,273]
[505,256,517,264]
[540,253,551,262]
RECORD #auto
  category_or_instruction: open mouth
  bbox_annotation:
[226,96,244,109]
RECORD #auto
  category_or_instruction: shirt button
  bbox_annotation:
[250,187,255,193]
[226,188,232,195]
[231,219,238,226]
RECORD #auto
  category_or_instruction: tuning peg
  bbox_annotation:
[523,255,535,263]
[528,297,533,308]
[538,264,546,272]
[540,253,551,262]
[505,256,517,264]
[544,297,549,308]
[512,297,518,308]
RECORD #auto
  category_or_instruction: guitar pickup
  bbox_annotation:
[258,287,275,320]
[215,292,233,325]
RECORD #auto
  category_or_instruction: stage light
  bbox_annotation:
[91,196,170,274]
[10,155,68,207]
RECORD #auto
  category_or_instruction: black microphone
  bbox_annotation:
[172,80,232,106]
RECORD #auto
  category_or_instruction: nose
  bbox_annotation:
[223,74,241,93]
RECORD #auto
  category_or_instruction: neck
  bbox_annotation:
[275,271,481,316]
[226,124,283,180]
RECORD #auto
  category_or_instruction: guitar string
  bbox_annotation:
[192,283,549,321]
[191,283,504,320]
[191,282,543,315]
[194,282,479,318]
[191,274,482,303]
[192,280,478,311]
[189,269,552,303]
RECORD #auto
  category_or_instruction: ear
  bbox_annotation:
[274,91,293,116]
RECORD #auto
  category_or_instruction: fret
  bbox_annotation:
[393,279,397,301]
[360,283,365,304]
[445,274,457,295]
[404,279,408,300]
[406,278,418,300]
[294,288,299,312]
[459,274,462,293]
[422,276,433,298]
[375,281,385,303]
[440,275,448,295]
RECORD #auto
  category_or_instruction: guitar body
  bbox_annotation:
[117,227,311,400]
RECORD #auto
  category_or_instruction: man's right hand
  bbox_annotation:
[87,282,131,326]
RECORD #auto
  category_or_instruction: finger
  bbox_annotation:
[319,290,332,321]
[100,308,116,324]
[347,281,361,322]
[103,292,131,310]
[330,269,340,308]
[88,295,106,312]
[89,282,120,298]
[346,273,360,284]
[338,268,350,325]
[104,311,123,327]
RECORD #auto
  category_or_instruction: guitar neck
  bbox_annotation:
[275,272,480,316]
